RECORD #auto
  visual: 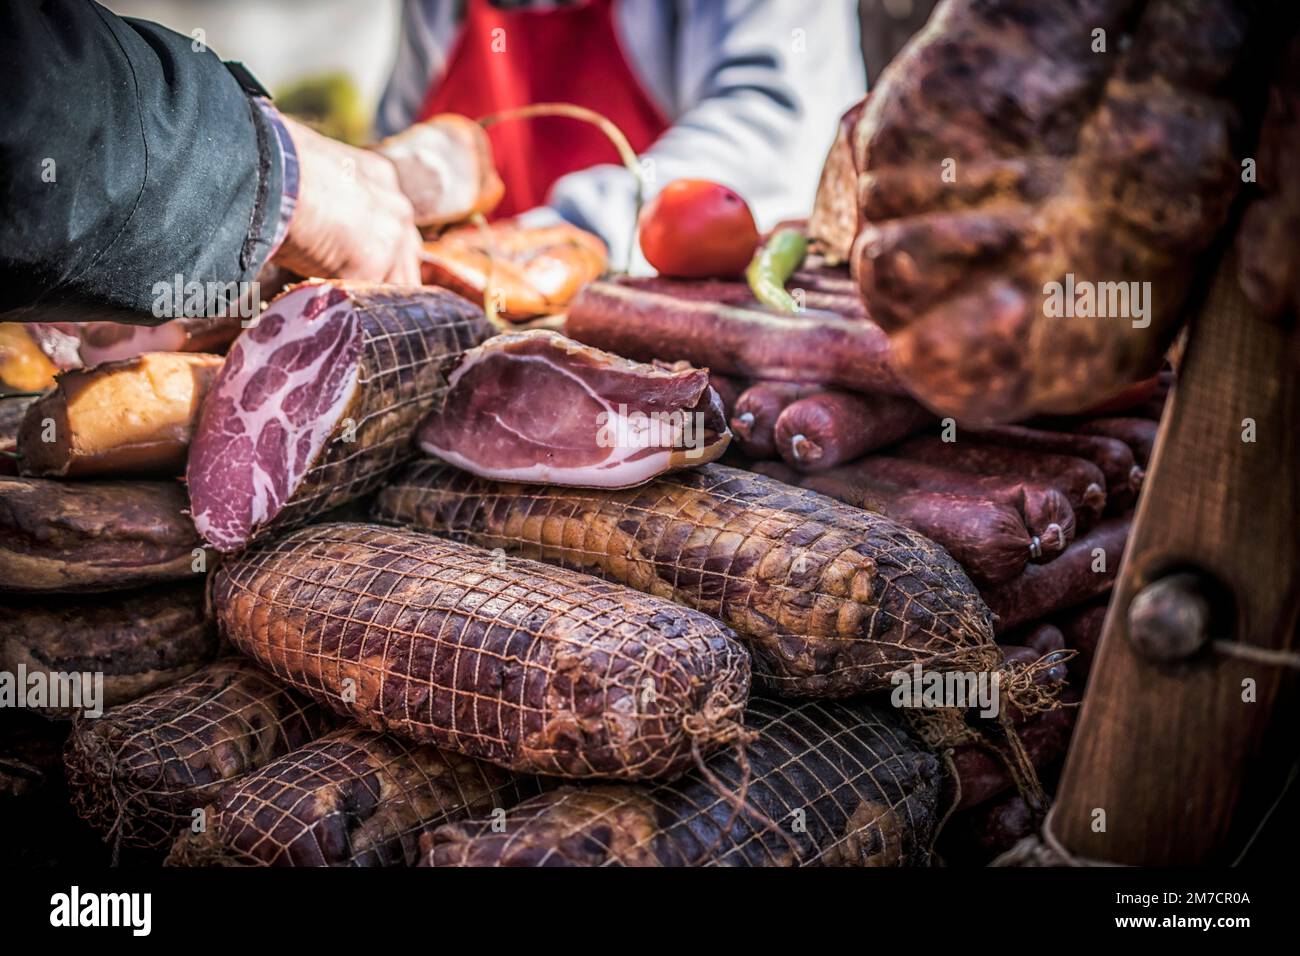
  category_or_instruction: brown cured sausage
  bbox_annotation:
[423,698,942,867]
[730,381,824,459]
[374,462,999,697]
[211,523,751,780]
[565,280,904,394]
[0,477,204,592]
[965,424,1142,511]
[805,455,1076,555]
[18,352,223,478]
[983,516,1131,633]
[65,659,337,851]
[789,470,1035,587]
[608,275,870,320]
[775,390,933,471]
[893,435,1107,526]
[1073,416,1159,468]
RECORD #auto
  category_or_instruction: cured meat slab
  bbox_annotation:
[18,352,222,478]
[424,698,943,867]
[0,476,203,592]
[374,461,999,697]
[417,329,729,488]
[210,523,751,780]
[187,281,492,552]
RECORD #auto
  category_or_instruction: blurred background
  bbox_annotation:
[105,0,939,143]
[106,0,405,144]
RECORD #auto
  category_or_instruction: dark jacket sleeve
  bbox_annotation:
[0,0,283,323]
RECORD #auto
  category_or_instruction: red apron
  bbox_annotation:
[417,0,669,219]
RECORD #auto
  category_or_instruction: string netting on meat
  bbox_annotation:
[427,698,943,867]
[271,288,491,532]
[167,728,539,866]
[213,524,750,780]
[65,658,334,854]
[376,461,1001,695]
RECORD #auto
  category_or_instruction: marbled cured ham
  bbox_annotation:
[187,281,491,552]
[416,330,730,488]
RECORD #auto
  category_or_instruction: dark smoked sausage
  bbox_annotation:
[793,469,1035,586]
[566,280,904,394]
[774,390,933,471]
[894,435,1107,526]
[983,516,1131,632]
[805,455,1076,555]
[730,381,824,459]
[1074,416,1159,468]
[966,424,1141,511]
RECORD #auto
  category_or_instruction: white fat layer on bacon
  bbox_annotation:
[192,285,360,539]
[424,444,687,489]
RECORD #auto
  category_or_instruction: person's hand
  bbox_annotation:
[273,116,422,284]
[373,114,504,227]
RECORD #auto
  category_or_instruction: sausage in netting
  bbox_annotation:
[893,435,1107,526]
[774,390,933,471]
[374,462,999,698]
[791,469,1035,587]
[982,515,1131,633]
[565,280,905,394]
[729,381,824,458]
[808,455,1076,555]
[64,658,337,851]
[965,424,1142,511]
[1073,416,1159,468]
[211,523,751,779]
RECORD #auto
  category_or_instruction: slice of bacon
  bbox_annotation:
[417,330,730,487]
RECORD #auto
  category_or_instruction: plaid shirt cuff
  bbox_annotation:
[252,98,299,259]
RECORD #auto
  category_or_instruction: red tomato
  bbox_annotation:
[638,180,759,278]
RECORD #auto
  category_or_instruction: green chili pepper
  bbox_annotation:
[746,228,808,312]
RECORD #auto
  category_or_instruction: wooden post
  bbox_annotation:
[1050,253,1300,865]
